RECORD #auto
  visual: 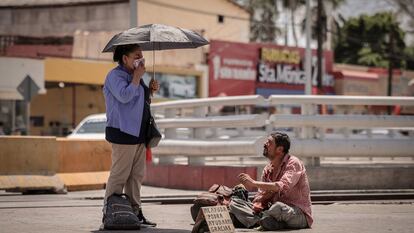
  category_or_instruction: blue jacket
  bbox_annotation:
[103,65,144,137]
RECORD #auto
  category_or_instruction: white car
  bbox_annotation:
[68,113,166,139]
[67,113,106,139]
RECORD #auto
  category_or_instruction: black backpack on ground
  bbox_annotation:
[103,194,141,230]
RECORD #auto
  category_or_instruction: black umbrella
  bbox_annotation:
[102,24,209,52]
[102,24,209,95]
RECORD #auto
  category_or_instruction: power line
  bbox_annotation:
[327,30,414,63]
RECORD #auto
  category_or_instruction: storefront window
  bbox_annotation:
[15,100,27,135]
[0,100,13,135]
[143,72,198,99]
[0,100,28,135]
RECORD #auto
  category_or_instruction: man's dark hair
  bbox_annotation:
[270,132,290,154]
[113,44,140,65]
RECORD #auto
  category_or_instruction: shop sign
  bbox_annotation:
[257,47,334,87]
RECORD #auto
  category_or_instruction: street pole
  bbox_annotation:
[305,0,312,96]
[317,0,323,94]
[303,0,319,166]
[26,102,30,135]
[387,26,394,114]
[26,82,31,135]
[284,0,288,46]
[72,85,76,129]
[303,0,312,134]
[130,0,138,28]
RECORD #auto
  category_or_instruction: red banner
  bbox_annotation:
[208,40,258,97]
[208,40,335,97]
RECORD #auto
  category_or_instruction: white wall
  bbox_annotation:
[0,57,45,100]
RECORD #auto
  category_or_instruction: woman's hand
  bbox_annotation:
[132,63,145,85]
[149,78,160,94]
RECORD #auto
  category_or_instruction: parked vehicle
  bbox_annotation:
[67,113,106,139]
[68,113,165,139]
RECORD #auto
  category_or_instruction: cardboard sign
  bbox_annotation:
[202,206,235,233]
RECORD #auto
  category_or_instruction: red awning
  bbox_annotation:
[334,69,379,81]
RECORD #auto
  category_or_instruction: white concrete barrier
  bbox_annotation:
[146,95,414,164]
[152,95,265,111]
[153,138,264,156]
[268,95,414,106]
[157,114,267,129]
[291,139,414,157]
[270,114,414,128]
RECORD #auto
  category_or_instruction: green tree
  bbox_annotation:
[243,0,345,44]
[404,46,414,69]
[392,0,414,30]
[281,0,304,46]
[392,0,414,70]
[296,0,345,92]
[334,12,406,68]
[244,0,281,42]
[299,0,345,42]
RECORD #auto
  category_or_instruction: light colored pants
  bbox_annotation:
[228,198,261,228]
[229,198,308,230]
[104,143,146,210]
[260,202,308,230]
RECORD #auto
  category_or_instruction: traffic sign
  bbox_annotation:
[17,75,40,102]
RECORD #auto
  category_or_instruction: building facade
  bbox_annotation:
[0,0,250,135]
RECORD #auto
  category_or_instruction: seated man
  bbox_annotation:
[228,132,313,230]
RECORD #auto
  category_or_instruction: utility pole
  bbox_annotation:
[387,25,395,114]
[316,0,324,95]
[305,0,312,96]
[284,0,288,46]
[130,0,138,28]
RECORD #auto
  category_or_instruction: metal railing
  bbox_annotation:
[150,95,414,166]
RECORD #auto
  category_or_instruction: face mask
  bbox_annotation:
[133,58,145,68]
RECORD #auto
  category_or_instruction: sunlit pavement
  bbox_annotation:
[0,187,413,233]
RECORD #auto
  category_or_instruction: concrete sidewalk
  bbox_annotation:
[0,186,413,233]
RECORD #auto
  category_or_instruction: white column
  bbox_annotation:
[189,106,207,165]
[159,108,176,165]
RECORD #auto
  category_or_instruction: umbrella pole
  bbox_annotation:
[151,44,155,96]
[152,48,155,82]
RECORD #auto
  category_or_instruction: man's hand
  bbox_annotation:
[252,202,264,213]
[132,63,145,85]
[238,173,256,189]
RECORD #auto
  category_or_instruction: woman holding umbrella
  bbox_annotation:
[103,43,158,227]
[101,24,208,228]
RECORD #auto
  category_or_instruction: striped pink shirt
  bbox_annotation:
[252,154,313,227]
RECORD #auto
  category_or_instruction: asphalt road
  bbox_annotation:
[0,188,413,233]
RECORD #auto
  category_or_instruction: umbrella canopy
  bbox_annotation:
[102,24,209,52]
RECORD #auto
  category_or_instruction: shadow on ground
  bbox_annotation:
[92,227,191,233]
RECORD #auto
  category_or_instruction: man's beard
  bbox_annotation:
[263,146,275,160]
[263,146,268,157]
[263,147,272,159]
